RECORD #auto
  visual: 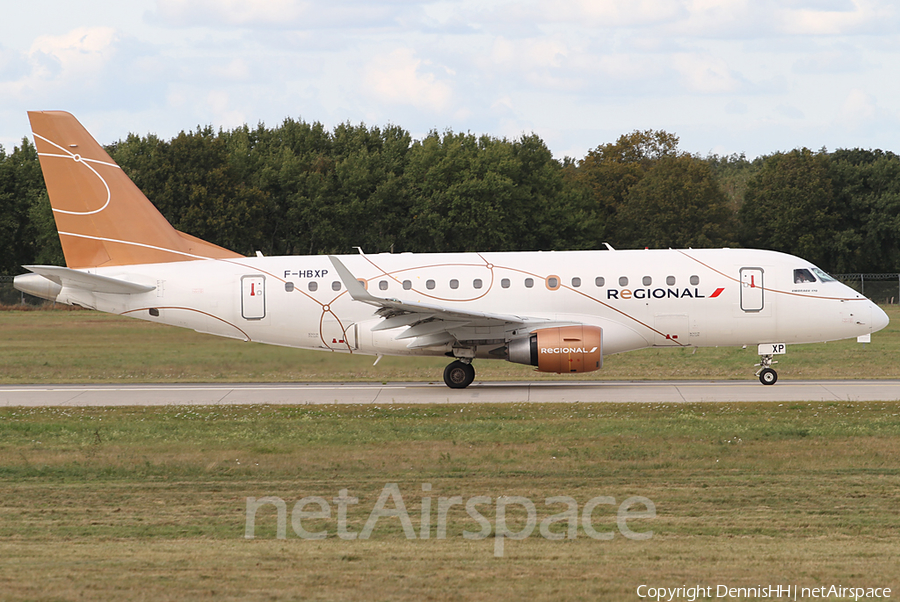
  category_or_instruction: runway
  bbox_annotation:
[1,380,899,406]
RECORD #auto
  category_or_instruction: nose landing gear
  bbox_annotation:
[755,354,778,385]
[443,360,475,389]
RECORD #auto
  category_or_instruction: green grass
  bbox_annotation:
[2,308,899,599]
[0,403,898,600]
[1,305,899,383]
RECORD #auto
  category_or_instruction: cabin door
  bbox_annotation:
[740,268,764,312]
[241,275,266,320]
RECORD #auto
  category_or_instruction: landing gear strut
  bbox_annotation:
[443,360,475,389]
[755,354,778,385]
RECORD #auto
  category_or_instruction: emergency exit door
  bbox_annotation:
[740,268,764,312]
[241,275,266,320]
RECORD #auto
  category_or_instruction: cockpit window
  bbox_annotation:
[793,268,817,284]
[811,267,835,282]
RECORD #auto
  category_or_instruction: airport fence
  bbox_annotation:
[831,273,900,305]
[2,273,899,307]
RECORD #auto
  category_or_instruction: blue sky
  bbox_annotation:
[2,0,899,160]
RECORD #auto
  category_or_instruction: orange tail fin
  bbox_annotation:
[28,110,243,268]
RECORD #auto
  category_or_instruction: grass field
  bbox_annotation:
[1,308,899,600]
[1,402,898,600]
[1,305,899,383]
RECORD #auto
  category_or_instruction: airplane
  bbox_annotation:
[14,111,890,389]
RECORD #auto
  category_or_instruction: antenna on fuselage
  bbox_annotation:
[603,243,615,251]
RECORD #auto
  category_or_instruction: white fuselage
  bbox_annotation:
[57,248,887,362]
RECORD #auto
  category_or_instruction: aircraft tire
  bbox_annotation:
[759,368,778,385]
[443,361,475,389]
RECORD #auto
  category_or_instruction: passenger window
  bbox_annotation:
[525,278,534,288]
[285,282,294,292]
[379,280,388,291]
[332,281,341,291]
[690,275,699,286]
[501,278,510,289]
[572,277,581,288]
[450,279,459,289]
[473,279,483,289]
[547,276,559,289]
[308,281,318,292]
[403,280,412,290]
[642,276,652,286]
[426,279,436,290]
[619,276,628,286]
[666,276,675,286]
[794,268,817,284]
[595,277,605,287]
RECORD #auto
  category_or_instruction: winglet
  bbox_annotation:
[328,256,384,306]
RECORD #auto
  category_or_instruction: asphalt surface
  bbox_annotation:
[1,380,899,406]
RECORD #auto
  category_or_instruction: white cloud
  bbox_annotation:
[154,0,309,27]
[211,58,252,81]
[836,88,895,133]
[487,35,587,90]
[491,36,568,69]
[725,100,748,114]
[28,27,119,82]
[671,53,742,93]
[532,0,897,40]
[0,27,121,104]
[2,0,900,161]
[151,0,410,30]
[542,0,687,27]
[206,90,247,129]
[775,104,804,119]
[776,0,889,35]
[363,48,453,113]
[792,48,863,74]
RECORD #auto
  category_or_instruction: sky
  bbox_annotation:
[1,0,899,161]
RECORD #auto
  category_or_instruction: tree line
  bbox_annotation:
[2,119,899,275]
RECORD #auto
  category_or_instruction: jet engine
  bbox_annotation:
[506,325,603,373]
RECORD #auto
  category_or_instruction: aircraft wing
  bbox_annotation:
[329,256,560,348]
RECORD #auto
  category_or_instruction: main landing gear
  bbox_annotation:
[755,354,778,385]
[443,360,475,389]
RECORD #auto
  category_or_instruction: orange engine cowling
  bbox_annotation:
[506,325,603,373]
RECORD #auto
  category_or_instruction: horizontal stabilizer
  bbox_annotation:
[22,265,156,295]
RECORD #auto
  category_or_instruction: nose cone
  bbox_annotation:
[871,303,890,334]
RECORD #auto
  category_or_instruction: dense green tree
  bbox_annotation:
[572,130,681,247]
[110,128,268,256]
[828,149,900,272]
[0,144,26,273]
[0,139,55,272]
[617,155,733,249]
[5,115,900,280]
[738,148,836,269]
[704,152,761,214]
[401,131,589,253]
